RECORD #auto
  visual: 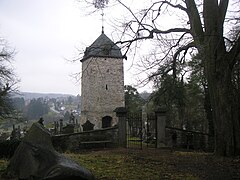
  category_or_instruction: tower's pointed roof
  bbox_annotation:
[81,32,123,62]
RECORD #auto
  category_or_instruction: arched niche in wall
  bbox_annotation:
[102,116,112,128]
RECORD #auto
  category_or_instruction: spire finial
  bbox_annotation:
[93,0,108,34]
[101,8,104,34]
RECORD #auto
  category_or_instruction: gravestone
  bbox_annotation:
[62,124,75,134]
[2,122,95,180]
[82,120,95,131]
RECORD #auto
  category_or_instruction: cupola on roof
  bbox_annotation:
[81,32,123,62]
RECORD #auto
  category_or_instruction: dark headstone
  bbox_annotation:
[38,117,44,125]
[2,122,95,180]
[59,119,63,133]
[82,120,94,131]
[69,113,75,124]
[62,124,75,134]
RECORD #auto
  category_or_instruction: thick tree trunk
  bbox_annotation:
[185,0,239,156]
[203,87,214,151]
[204,87,213,136]
[204,54,240,156]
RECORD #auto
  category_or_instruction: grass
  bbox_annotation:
[0,159,8,176]
[127,136,156,149]
[66,149,240,179]
[1,148,240,179]
[66,149,200,180]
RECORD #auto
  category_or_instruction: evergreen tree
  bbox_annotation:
[124,85,144,114]
[26,98,49,120]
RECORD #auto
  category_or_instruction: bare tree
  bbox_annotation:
[113,0,240,156]
[0,38,18,119]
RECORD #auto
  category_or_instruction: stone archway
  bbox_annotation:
[102,116,112,128]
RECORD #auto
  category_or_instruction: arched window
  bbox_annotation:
[102,116,112,128]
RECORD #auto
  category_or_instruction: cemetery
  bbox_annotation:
[0,0,240,179]
[0,113,239,179]
[0,19,239,180]
[0,27,239,180]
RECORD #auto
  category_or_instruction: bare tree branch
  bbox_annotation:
[116,27,191,58]
[158,0,187,12]
[152,28,191,34]
[172,41,196,78]
[185,0,204,44]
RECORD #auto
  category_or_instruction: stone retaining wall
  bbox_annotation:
[52,126,119,152]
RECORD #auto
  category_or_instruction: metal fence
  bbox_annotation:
[125,112,214,151]
[166,126,214,152]
[126,113,157,149]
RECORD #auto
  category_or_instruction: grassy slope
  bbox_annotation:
[1,149,240,179]
[66,149,240,180]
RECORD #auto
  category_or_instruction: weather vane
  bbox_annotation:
[93,0,109,33]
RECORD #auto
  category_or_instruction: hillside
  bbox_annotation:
[13,92,77,100]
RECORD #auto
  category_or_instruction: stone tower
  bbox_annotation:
[80,32,124,129]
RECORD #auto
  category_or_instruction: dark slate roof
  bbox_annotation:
[81,33,123,62]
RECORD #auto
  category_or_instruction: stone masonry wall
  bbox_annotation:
[81,57,124,129]
[52,126,119,152]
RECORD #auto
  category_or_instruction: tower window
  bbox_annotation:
[106,84,108,90]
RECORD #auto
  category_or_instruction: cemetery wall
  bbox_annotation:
[52,126,119,152]
[165,127,214,151]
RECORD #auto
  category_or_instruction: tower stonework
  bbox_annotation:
[80,33,124,129]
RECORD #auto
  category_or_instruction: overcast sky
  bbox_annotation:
[0,0,149,95]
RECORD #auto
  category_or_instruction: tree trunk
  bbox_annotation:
[204,53,240,156]
[204,87,214,151]
[204,87,213,136]
[197,0,240,156]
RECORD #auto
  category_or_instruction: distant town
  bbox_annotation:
[0,92,81,139]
